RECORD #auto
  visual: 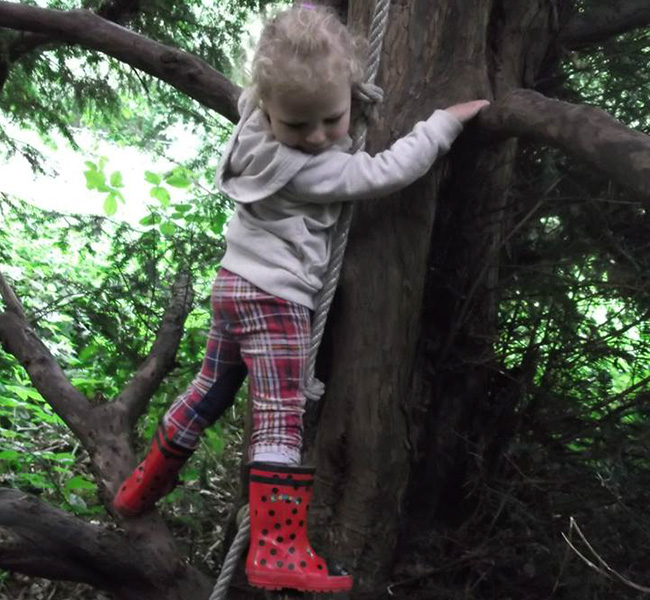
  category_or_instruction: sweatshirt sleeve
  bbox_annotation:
[284,110,463,203]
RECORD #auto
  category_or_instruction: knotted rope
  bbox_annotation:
[210,1,391,597]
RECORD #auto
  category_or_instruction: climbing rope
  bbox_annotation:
[209,505,250,600]
[304,0,391,401]
[209,0,391,597]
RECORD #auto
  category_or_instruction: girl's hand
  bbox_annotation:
[445,100,490,124]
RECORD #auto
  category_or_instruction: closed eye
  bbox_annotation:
[324,113,345,125]
[282,121,305,129]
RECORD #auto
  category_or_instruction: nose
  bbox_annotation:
[305,127,326,146]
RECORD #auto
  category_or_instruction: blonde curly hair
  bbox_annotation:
[251,5,366,101]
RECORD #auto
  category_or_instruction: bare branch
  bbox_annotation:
[0,271,27,320]
[0,1,241,123]
[0,488,212,600]
[0,310,92,437]
[4,0,141,64]
[115,271,194,427]
[478,89,650,204]
[561,0,650,49]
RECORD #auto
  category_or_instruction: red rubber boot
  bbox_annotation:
[246,463,353,593]
[113,422,194,517]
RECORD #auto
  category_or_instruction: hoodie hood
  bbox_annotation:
[215,88,312,204]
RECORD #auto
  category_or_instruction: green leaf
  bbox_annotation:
[17,472,53,490]
[104,193,118,216]
[159,221,178,236]
[211,213,228,236]
[5,385,44,402]
[140,213,160,226]
[145,171,161,184]
[84,169,105,190]
[65,475,97,492]
[204,427,226,456]
[110,171,124,187]
[78,345,99,362]
[53,452,75,463]
[0,450,21,460]
[165,174,190,188]
[150,186,171,206]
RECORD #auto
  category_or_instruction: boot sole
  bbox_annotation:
[247,572,352,593]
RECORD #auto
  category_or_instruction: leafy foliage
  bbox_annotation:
[0,159,239,502]
[564,27,650,132]
[1,1,649,599]
[1,0,273,169]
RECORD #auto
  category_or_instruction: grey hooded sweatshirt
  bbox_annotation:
[216,90,463,309]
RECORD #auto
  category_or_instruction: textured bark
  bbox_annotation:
[0,272,197,599]
[479,89,650,205]
[309,0,560,593]
[0,489,212,600]
[1,0,649,598]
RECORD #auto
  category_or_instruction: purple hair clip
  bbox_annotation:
[302,2,315,8]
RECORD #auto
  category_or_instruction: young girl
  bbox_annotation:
[114,4,489,593]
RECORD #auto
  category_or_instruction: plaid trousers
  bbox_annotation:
[164,268,311,464]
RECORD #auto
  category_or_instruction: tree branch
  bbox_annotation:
[115,271,194,428]
[0,1,241,123]
[0,488,212,600]
[561,0,650,49]
[0,271,27,320]
[0,308,92,439]
[478,89,650,204]
[5,0,141,62]
[0,269,193,499]
[0,0,141,92]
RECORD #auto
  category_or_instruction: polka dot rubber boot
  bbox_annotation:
[245,463,353,593]
[113,423,194,517]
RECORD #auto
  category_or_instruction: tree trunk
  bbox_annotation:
[309,0,560,593]
[2,0,647,598]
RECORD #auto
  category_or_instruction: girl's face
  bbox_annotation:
[263,75,351,154]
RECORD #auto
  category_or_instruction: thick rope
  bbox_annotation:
[304,0,391,400]
[209,1,391,597]
[208,506,250,600]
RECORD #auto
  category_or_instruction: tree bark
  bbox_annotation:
[0,489,213,600]
[1,0,649,598]
[479,90,650,205]
[309,0,561,593]
[0,271,199,599]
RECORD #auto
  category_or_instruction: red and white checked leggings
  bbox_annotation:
[164,268,311,465]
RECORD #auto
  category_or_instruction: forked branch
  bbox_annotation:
[0,488,212,600]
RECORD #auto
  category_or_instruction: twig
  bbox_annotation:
[562,516,650,593]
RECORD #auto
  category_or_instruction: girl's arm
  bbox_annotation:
[286,101,488,203]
